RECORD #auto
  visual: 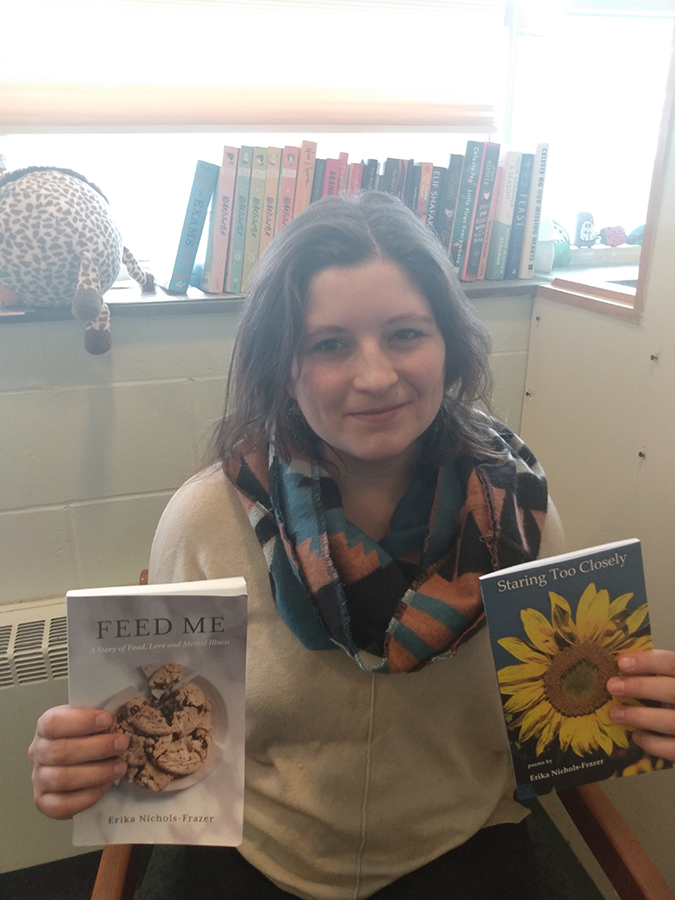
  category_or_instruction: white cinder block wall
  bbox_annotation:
[0,308,238,605]
[0,291,534,607]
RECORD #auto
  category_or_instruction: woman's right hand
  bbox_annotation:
[28,706,129,820]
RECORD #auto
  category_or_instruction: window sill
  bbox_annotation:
[0,259,641,324]
[534,260,641,324]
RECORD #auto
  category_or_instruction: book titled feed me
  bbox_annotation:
[479,539,670,799]
[67,577,247,846]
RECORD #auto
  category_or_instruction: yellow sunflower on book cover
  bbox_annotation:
[497,583,653,758]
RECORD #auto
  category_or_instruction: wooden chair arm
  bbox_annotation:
[558,783,675,900]
[91,844,144,900]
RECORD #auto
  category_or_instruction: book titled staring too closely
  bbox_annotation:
[67,577,247,846]
[479,539,671,799]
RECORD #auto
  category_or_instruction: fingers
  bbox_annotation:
[33,705,115,742]
[631,729,675,762]
[607,649,675,707]
[615,649,675,679]
[29,705,130,820]
[35,781,117,821]
[29,707,130,768]
[607,649,675,763]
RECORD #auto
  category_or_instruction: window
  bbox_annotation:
[1,0,673,317]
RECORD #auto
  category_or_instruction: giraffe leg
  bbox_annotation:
[84,302,111,354]
[123,247,155,294]
[72,251,104,321]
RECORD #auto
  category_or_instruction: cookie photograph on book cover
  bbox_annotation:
[107,662,227,794]
[480,540,671,798]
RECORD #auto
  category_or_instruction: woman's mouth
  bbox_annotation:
[349,403,407,423]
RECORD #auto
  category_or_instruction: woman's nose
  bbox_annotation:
[351,342,398,392]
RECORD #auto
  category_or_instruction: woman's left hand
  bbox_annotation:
[607,649,675,762]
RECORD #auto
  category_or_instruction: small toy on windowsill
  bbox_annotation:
[574,211,597,248]
[0,166,155,353]
[599,225,627,247]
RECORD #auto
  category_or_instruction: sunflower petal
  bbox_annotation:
[497,637,546,664]
[518,701,553,743]
[625,604,650,633]
[549,592,576,640]
[576,584,611,642]
[608,592,633,618]
[520,608,559,654]
[498,661,549,685]
[504,683,547,713]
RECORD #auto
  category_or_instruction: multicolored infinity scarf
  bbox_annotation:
[224,426,548,674]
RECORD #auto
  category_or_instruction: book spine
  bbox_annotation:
[477,164,502,281]
[504,153,534,281]
[311,159,326,203]
[293,140,318,218]
[241,147,267,292]
[426,165,447,239]
[410,164,422,213]
[416,162,433,224]
[436,154,463,252]
[258,147,281,260]
[460,141,500,282]
[402,158,416,210]
[484,151,523,281]
[517,143,549,279]
[161,160,220,293]
[346,163,363,197]
[450,141,485,270]
[361,159,379,192]
[224,146,253,294]
[200,146,239,293]
[276,146,299,233]
[337,152,349,194]
[380,158,407,197]
[322,158,341,198]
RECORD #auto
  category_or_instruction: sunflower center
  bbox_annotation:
[542,641,618,717]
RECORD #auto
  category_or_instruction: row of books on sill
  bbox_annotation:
[158,139,548,295]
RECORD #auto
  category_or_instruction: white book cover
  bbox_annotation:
[67,577,247,847]
[518,143,549,279]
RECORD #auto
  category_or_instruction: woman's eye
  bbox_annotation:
[310,337,343,354]
[391,328,423,342]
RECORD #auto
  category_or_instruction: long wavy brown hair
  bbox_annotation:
[206,191,501,468]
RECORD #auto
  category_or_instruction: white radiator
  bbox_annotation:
[0,597,98,873]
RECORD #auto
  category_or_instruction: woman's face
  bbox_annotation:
[290,258,447,473]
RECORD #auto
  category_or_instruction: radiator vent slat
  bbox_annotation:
[15,621,46,651]
[15,652,49,684]
[48,647,69,680]
[0,602,68,689]
[0,660,12,688]
[49,617,67,646]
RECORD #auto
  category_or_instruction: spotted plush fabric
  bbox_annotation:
[0,166,154,353]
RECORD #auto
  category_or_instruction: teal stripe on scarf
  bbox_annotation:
[386,619,438,661]
[403,591,470,633]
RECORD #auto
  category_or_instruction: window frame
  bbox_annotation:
[533,19,675,324]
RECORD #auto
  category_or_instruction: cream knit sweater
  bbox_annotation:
[149,464,565,900]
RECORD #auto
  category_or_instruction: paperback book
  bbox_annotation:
[479,539,670,799]
[199,146,239,293]
[517,142,549,279]
[159,160,220,293]
[67,577,247,846]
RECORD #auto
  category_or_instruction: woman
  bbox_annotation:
[30,193,675,900]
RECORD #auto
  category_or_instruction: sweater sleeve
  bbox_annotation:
[148,464,261,585]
